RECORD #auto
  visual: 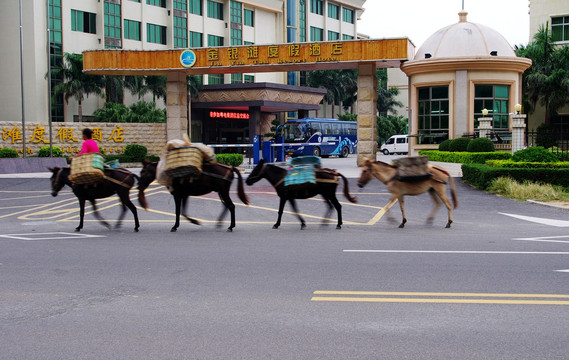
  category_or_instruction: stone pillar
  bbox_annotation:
[249,106,261,143]
[478,117,493,139]
[166,72,188,140]
[356,63,377,166]
[511,113,527,153]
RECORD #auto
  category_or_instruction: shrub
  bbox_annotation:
[37,146,63,157]
[448,137,471,152]
[535,123,556,149]
[0,148,19,158]
[467,137,495,153]
[512,146,558,163]
[216,153,243,167]
[438,139,452,152]
[419,150,511,164]
[124,144,148,162]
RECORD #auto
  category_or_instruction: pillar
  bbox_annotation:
[511,113,526,153]
[166,72,188,140]
[356,63,377,166]
[478,117,493,139]
[249,106,261,143]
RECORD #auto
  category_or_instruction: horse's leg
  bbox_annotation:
[288,198,306,230]
[215,193,229,229]
[89,199,111,230]
[218,191,236,232]
[321,198,334,226]
[426,188,441,225]
[76,198,86,232]
[273,197,287,229]
[117,192,140,232]
[328,195,343,230]
[181,196,200,225]
[397,196,407,228]
[435,185,454,228]
[114,203,127,230]
[171,194,182,232]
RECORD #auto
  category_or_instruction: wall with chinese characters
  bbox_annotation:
[1,122,167,157]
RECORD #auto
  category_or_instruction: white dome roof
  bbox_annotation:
[414,11,515,60]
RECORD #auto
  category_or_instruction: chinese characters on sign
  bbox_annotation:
[209,111,250,119]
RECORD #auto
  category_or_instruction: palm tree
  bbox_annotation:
[51,52,104,122]
[515,25,569,123]
[307,70,357,117]
[376,69,403,116]
[140,76,167,105]
[124,76,146,99]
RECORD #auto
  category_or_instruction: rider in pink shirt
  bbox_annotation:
[77,128,100,155]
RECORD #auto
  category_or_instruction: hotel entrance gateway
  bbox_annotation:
[83,38,413,165]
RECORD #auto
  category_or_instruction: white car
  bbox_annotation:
[380,135,408,155]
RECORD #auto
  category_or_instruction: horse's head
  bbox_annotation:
[138,159,157,192]
[357,160,373,188]
[48,167,67,196]
[245,159,266,186]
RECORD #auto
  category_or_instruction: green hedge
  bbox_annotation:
[485,160,569,169]
[419,150,511,164]
[216,153,243,167]
[462,163,569,189]
[0,148,19,158]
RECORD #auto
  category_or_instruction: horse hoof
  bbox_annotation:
[227,228,233,232]
[398,224,405,228]
[300,224,306,230]
[272,225,279,229]
[336,225,342,230]
[170,227,178,232]
[134,228,139,232]
[445,221,452,228]
[74,228,81,232]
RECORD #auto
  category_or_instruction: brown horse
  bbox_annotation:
[357,160,458,228]
[49,167,143,232]
[245,159,357,229]
[137,160,249,232]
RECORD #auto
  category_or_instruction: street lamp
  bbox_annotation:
[515,104,522,114]
[482,108,488,116]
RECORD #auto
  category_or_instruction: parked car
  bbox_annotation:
[380,135,408,155]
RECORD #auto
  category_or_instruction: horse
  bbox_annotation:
[245,159,357,230]
[49,167,143,232]
[357,159,458,228]
[137,160,249,232]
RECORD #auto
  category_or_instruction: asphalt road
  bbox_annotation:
[1,165,569,359]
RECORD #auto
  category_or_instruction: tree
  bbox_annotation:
[377,114,408,145]
[307,70,357,117]
[376,69,403,116]
[124,76,146,99]
[51,52,104,122]
[515,25,569,123]
[140,76,167,105]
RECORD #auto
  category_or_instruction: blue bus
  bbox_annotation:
[280,118,358,157]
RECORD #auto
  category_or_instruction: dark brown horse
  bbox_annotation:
[49,167,143,232]
[245,159,357,229]
[137,160,249,232]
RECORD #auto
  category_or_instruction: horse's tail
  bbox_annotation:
[338,172,358,203]
[432,165,458,209]
[232,166,250,205]
[133,173,149,210]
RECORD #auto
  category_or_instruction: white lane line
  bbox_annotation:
[499,212,569,227]
[0,232,106,241]
[555,269,569,273]
[512,237,569,243]
[343,250,569,255]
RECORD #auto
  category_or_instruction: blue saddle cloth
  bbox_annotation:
[284,156,321,187]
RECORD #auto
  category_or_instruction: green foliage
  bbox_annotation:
[419,150,511,164]
[37,146,64,157]
[264,118,282,139]
[535,123,557,149]
[216,154,243,167]
[462,163,569,190]
[438,139,452,152]
[94,101,166,123]
[123,144,148,162]
[512,146,558,162]
[377,115,408,145]
[94,102,130,122]
[0,148,19,158]
[448,137,471,152]
[467,137,495,153]
[337,113,357,122]
[486,160,569,168]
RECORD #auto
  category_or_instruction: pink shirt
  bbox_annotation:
[77,139,100,155]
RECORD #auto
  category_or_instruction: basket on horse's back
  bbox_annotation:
[392,156,432,182]
[69,153,105,184]
[165,146,203,177]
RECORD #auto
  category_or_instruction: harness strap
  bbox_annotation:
[103,174,132,188]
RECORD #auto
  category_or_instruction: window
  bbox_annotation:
[49,0,63,122]
[552,16,569,42]
[328,30,339,40]
[310,0,323,15]
[190,31,203,47]
[207,0,223,20]
[231,29,242,45]
[230,1,241,23]
[208,74,224,84]
[310,26,323,41]
[147,23,167,44]
[342,7,354,24]
[417,86,450,144]
[328,3,339,20]
[244,9,254,26]
[174,16,188,48]
[299,0,306,42]
[231,73,242,84]
[474,85,509,130]
[71,10,96,34]
[124,19,141,40]
[230,1,242,45]
[207,34,224,46]
[342,34,354,40]
[147,0,166,7]
[189,0,202,15]
[244,75,254,83]
[173,0,187,10]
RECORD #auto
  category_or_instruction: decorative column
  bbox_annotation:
[356,62,378,166]
[477,108,492,139]
[510,104,526,154]
[166,72,188,141]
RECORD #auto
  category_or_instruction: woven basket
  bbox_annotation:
[165,146,203,177]
[70,153,105,184]
[393,156,431,181]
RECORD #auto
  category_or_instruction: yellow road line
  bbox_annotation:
[311,297,569,305]
[314,290,569,298]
